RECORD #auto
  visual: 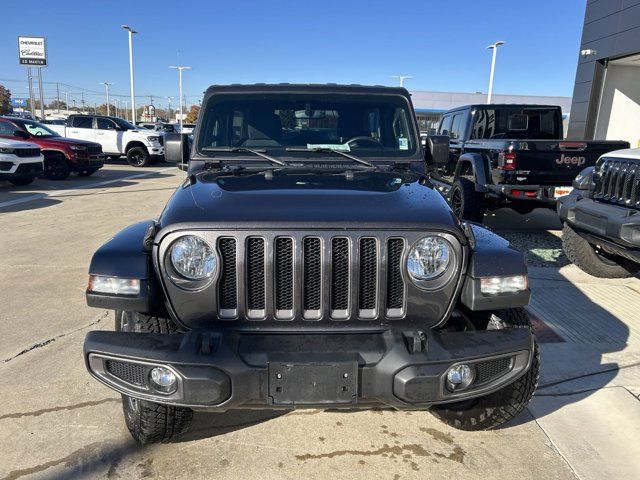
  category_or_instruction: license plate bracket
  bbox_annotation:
[268,361,358,406]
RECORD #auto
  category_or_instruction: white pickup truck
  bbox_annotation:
[48,115,164,167]
[0,138,44,185]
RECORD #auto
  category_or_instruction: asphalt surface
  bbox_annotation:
[1,165,639,479]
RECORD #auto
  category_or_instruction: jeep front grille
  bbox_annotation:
[214,234,407,321]
[593,157,640,207]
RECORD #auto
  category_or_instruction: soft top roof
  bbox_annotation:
[204,83,411,96]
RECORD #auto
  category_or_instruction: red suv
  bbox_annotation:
[0,117,104,180]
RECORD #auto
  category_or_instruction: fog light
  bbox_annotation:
[480,275,528,295]
[149,367,177,393]
[445,364,475,392]
[88,275,140,295]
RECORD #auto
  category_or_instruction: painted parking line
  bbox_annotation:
[0,170,168,210]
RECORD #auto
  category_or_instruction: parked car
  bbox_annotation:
[83,84,539,444]
[426,104,629,222]
[0,138,43,186]
[48,115,164,167]
[559,148,640,278]
[0,117,104,180]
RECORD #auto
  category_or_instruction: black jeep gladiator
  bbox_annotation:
[559,148,640,278]
[426,104,628,222]
[83,84,539,444]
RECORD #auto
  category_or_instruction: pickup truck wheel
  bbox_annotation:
[562,223,637,278]
[9,177,35,186]
[450,177,486,222]
[115,311,193,444]
[430,308,540,431]
[43,153,71,180]
[126,146,151,167]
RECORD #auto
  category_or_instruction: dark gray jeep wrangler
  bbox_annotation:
[83,84,539,444]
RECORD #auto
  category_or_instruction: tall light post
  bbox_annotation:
[391,75,413,87]
[62,91,70,114]
[99,82,113,116]
[486,41,505,104]
[169,65,192,132]
[121,25,138,123]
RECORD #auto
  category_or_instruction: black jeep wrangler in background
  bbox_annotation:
[83,84,539,444]
[559,148,640,278]
[426,104,628,222]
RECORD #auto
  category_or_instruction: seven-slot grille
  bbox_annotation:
[14,148,40,158]
[216,235,407,321]
[593,158,640,208]
[87,145,103,155]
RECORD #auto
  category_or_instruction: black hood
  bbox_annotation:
[158,170,460,233]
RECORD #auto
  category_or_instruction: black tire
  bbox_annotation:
[9,177,35,186]
[126,146,151,167]
[450,177,486,222]
[43,153,71,180]
[115,311,193,444]
[431,308,540,431]
[77,168,98,177]
[562,223,637,278]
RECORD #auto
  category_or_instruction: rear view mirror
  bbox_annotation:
[13,130,30,140]
[164,133,190,163]
[426,135,450,166]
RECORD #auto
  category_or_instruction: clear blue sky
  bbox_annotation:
[0,0,586,108]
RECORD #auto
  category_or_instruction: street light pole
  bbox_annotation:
[62,92,69,114]
[391,75,413,87]
[486,41,505,104]
[99,82,114,116]
[122,25,138,123]
[169,65,192,132]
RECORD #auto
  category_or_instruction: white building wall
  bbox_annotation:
[595,65,640,148]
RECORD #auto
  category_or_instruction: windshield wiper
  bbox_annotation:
[202,146,287,167]
[285,147,376,169]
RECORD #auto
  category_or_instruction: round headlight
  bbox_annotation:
[407,236,451,281]
[170,236,216,280]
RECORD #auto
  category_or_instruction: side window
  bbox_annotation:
[471,109,495,139]
[97,118,117,130]
[0,121,19,135]
[439,115,452,136]
[450,113,464,140]
[72,116,93,129]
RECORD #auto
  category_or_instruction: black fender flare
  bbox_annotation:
[460,223,530,310]
[454,153,491,193]
[87,220,163,314]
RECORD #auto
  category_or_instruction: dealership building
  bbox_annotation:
[409,90,572,133]
[567,0,640,147]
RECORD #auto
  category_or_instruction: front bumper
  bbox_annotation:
[70,155,105,171]
[84,321,534,410]
[558,193,640,259]
[0,160,43,179]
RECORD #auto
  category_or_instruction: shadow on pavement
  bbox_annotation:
[178,410,290,442]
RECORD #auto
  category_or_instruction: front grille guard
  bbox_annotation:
[155,230,465,327]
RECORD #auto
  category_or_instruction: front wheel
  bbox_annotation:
[431,308,540,431]
[126,147,151,167]
[116,311,193,444]
[561,223,637,278]
[43,153,71,180]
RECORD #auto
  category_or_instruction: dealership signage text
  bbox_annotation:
[17,36,47,66]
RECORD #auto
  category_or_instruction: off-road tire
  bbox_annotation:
[562,223,637,278]
[126,146,151,167]
[43,153,71,180]
[8,177,35,186]
[450,177,486,222]
[116,311,193,444]
[431,308,540,431]
[77,168,98,177]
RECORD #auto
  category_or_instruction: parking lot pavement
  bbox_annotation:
[1,178,639,479]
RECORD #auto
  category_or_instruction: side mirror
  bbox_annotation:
[426,135,450,166]
[164,133,190,163]
[13,130,30,140]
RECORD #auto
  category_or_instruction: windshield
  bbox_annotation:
[21,120,59,137]
[197,93,418,158]
[113,118,137,130]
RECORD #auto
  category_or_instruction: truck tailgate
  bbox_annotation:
[509,140,629,185]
